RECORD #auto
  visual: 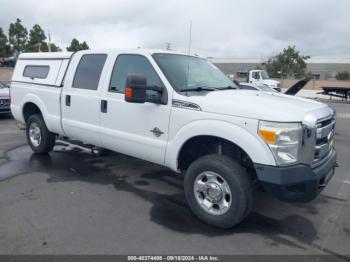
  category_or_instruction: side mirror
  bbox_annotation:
[125,75,147,103]
[125,74,164,104]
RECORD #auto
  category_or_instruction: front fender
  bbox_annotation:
[165,119,276,172]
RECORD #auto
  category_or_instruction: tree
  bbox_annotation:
[80,41,89,50]
[336,71,350,80]
[66,38,90,52]
[9,18,28,55]
[0,27,12,57]
[265,46,310,79]
[25,24,46,52]
[41,42,61,52]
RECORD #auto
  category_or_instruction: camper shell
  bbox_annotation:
[13,52,73,87]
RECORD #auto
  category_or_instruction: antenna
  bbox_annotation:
[186,20,192,89]
[188,20,192,56]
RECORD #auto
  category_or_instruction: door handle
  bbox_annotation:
[101,100,108,113]
[65,95,71,106]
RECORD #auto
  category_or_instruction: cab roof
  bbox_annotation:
[18,49,194,60]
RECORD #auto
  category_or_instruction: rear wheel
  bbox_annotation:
[184,154,253,228]
[26,114,56,154]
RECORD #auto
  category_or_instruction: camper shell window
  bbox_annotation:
[23,65,50,79]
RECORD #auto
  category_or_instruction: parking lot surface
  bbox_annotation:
[0,101,349,255]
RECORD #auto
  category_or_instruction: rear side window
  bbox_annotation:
[23,65,50,79]
[73,54,107,90]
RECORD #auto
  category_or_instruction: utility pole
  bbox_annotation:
[165,42,172,50]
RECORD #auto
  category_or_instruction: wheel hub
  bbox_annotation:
[206,182,223,203]
[29,122,42,147]
[193,171,232,216]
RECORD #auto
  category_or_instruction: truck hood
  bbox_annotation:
[187,90,327,122]
[0,88,9,98]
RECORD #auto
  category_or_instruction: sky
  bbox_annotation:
[1,0,350,59]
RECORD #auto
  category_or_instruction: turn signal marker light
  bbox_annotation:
[259,130,277,144]
[125,87,133,97]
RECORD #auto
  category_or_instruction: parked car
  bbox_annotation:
[0,80,11,115]
[10,50,337,228]
[4,57,16,67]
[239,83,278,92]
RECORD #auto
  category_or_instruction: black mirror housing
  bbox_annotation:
[125,75,147,103]
[125,74,165,104]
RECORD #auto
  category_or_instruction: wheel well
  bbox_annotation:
[23,102,42,122]
[178,136,256,178]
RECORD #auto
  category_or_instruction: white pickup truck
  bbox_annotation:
[247,70,281,92]
[10,49,337,228]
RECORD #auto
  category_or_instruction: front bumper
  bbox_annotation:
[0,105,11,114]
[0,98,11,114]
[254,149,337,202]
[0,108,11,114]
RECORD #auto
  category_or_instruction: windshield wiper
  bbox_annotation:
[180,86,217,92]
[216,85,237,90]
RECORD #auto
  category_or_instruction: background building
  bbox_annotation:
[210,58,350,80]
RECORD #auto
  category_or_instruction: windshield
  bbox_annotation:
[153,53,236,92]
[260,70,269,80]
[0,81,8,89]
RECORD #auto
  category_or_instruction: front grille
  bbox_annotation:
[313,116,335,163]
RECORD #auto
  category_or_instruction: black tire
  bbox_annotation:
[26,114,56,154]
[184,154,253,228]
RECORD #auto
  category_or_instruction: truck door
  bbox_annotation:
[99,54,171,165]
[61,53,107,146]
[249,70,261,85]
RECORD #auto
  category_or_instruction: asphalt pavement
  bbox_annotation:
[0,101,349,256]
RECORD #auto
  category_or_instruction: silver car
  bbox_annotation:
[0,81,11,115]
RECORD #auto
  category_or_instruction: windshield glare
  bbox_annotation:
[153,53,236,92]
[261,70,269,80]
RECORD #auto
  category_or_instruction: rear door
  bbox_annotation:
[61,52,108,146]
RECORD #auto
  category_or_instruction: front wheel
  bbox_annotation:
[26,114,56,154]
[184,154,253,228]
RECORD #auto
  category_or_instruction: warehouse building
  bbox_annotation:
[210,58,350,80]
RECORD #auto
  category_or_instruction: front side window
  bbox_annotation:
[73,54,107,90]
[109,54,163,93]
[23,65,50,79]
[153,53,234,92]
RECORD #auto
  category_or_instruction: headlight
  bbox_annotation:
[258,121,302,165]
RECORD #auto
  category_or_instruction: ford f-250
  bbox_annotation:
[10,49,337,228]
